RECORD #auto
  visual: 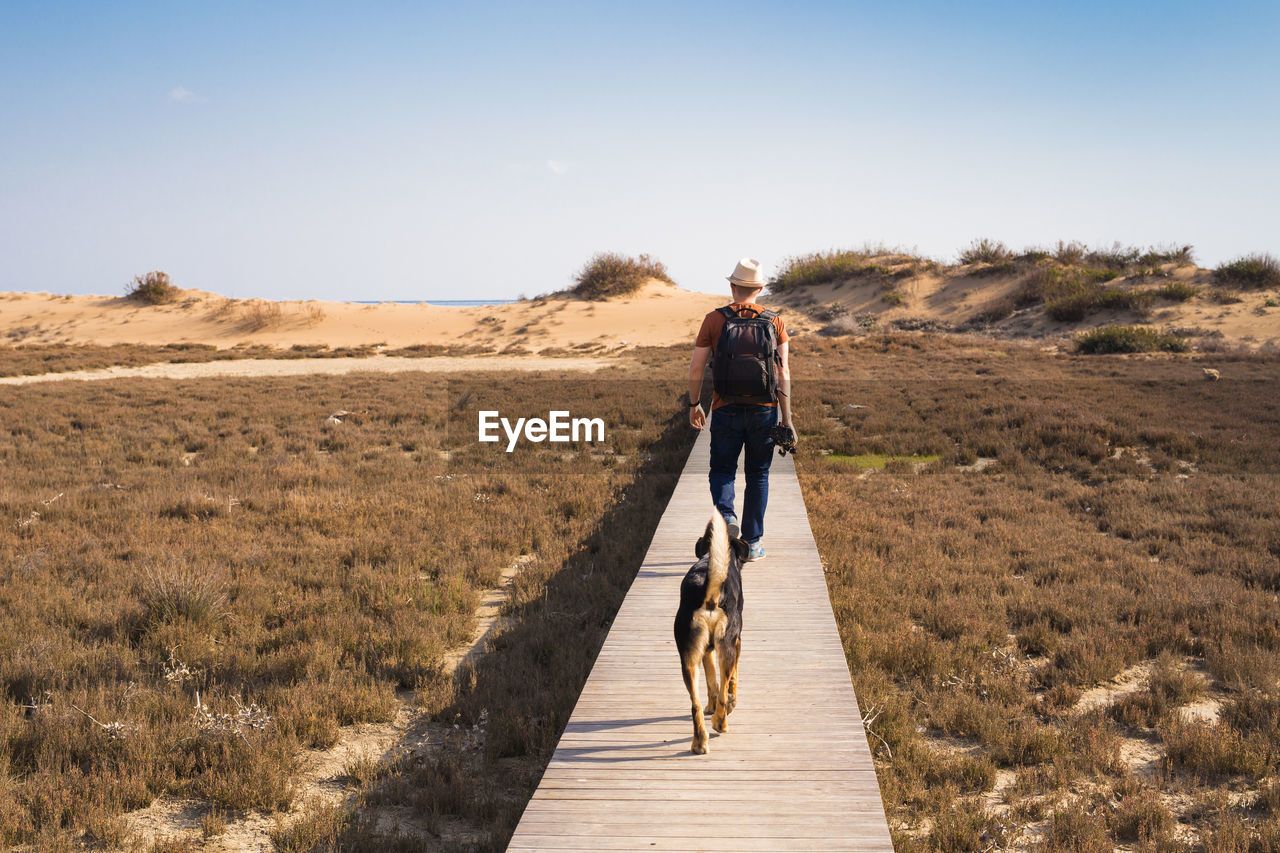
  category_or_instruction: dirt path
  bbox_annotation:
[122,556,536,851]
[0,355,609,386]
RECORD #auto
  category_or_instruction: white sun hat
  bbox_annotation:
[726,257,767,287]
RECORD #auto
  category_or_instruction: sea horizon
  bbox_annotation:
[353,298,519,306]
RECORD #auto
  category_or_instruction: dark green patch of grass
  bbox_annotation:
[829,452,941,470]
[571,252,673,299]
[1075,325,1189,354]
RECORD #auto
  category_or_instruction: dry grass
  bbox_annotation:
[0,367,693,848]
[242,299,285,331]
[4,335,1278,850]
[787,335,1280,850]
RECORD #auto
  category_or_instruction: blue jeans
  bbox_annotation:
[709,404,778,544]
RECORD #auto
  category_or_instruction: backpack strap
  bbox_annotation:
[721,304,775,319]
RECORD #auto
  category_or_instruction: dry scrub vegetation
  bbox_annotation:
[4,333,1278,851]
[0,363,693,849]
[788,335,1280,850]
[570,252,673,300]
[126,272,181,306]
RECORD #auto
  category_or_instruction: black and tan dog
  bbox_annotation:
[673,511,749,754]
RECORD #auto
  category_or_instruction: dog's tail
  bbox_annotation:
[703,511,730,610]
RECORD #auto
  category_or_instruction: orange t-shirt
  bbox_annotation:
[695,302,789,411]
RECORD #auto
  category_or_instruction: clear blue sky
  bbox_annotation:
[2,1,1277,300]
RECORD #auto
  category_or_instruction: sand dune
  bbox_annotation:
[2,265,1274,355]
[0,280,759,352]
[771,260,1280,347]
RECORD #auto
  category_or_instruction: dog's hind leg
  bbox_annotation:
[712,641,737,733]
[702,650,718,716]
[726,636,741,714]
[682,656,708,754]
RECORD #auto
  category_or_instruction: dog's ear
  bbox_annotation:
[694,521,713,559]
[731,537,751,565]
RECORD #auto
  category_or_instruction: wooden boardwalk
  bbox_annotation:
[507,431,894,852]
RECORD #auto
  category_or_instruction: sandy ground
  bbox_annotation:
[0,354,609,385]
[0,280,742,352]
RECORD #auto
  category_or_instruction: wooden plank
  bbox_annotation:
[507,430,893,852]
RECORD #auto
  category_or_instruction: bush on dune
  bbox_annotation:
[1011,267,1155,321]
[1074,325,1188,354]
[1215,253,1280,289]
[572,252,673,300]
[770,247,927,293]
[126,270,180,304]
[770,250,878,293]
[958,238,1012,265]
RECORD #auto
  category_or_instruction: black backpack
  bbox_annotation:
[712,305,780,404]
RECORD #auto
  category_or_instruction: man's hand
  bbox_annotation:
[689,404,706,430]
[770,422,798,455]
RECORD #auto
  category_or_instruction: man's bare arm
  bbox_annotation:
[688,345,711,429]
[777,341,793,428]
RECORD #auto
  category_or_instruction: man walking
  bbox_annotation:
[688,258,794,561]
